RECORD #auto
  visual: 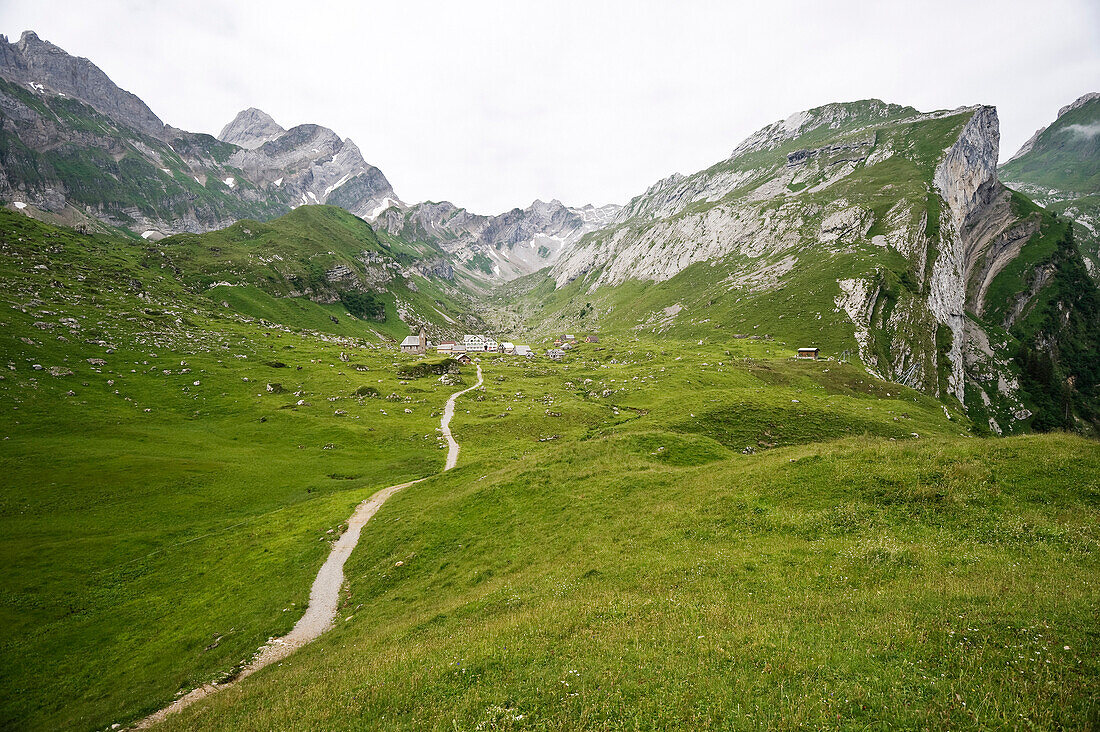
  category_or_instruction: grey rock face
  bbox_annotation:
[218,108,285,149]
[0,31,165,139]
[225,123,401,219]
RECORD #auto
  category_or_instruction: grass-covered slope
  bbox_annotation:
[0,210,477,728]
[1001,95,1100,197]
[1000,93,1100,278]
[154,346,1100,731]
[154,205,481,341]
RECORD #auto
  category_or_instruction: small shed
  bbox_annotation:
[454,352,472,364]
[547,348,565,361]
[585,335,600,343]
[797,347,819,360]
[514,345,532,357]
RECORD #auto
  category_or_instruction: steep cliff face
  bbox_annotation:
[927,105,999,402]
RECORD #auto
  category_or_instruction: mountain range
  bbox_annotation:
[0,30,1097,434]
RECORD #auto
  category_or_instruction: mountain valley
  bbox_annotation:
[0,28,1098,732]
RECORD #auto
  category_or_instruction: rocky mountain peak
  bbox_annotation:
[218,107,285,149]
[0,30,166,139]
[729,99,916,158]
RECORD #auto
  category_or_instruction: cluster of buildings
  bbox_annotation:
[437,335,534,357]
[400,328,604,362]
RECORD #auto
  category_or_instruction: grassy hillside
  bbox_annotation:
[1000,96,1100,195]
[156,205,482,340]
[0,210,471,728]
[153,347,1099,730]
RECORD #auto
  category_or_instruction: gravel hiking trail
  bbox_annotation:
[135,365,484,728]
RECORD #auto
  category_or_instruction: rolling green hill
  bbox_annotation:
[152,205,482,342]
[0,209,470,728]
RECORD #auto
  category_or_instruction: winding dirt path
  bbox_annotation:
[442,364,483,469]
[135,364,484,728]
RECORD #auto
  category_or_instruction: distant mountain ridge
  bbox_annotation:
[0,30,166,139]
[1000,92,1100,278]
[0,30,404,236]
[374,198,621,283]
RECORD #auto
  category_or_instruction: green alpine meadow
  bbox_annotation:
[0,7,1098,731]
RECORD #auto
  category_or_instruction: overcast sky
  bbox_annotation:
[3,0,1098,213]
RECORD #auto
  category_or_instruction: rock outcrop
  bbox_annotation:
[218,108,285,149]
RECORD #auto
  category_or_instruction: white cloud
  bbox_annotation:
[2,0,1098,213]
[1064,123,1100,139]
